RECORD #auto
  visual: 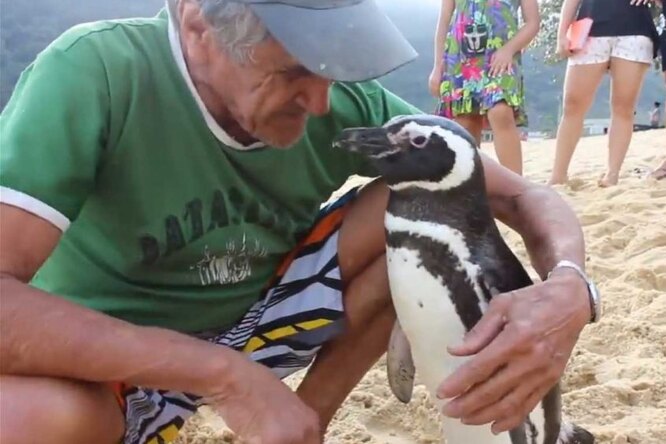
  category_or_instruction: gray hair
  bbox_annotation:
[178,0,270,64]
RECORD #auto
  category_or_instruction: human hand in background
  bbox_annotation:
[429,64,445,98]
[556,35,574,59]
[489,46,514,77]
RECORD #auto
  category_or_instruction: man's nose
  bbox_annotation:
[296,75,331,117]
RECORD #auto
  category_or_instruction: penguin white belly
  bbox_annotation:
[386,246,515,444]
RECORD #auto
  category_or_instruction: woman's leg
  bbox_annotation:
[600,57,650,186]
[549,63,607,184]
[454,114,485,146]
[487,102,523,175]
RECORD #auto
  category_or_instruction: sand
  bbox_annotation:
[176,129,666,444]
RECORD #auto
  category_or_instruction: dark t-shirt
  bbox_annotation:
[578,0,659,57]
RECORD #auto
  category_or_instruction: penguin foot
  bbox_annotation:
[559,423,595,444]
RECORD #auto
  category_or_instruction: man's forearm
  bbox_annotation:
[0,275,244,398]
[494,186,585,278]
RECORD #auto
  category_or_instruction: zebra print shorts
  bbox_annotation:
[112,189,357,444]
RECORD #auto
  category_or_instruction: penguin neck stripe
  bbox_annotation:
[388,124,476,192]
[385,213,488,316]
[385,213,481,280]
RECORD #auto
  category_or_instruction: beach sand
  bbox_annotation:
[176,129,666,444]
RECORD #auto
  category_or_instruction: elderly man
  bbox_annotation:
[0,1,599,443]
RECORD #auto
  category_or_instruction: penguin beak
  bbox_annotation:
[333,127,393,156]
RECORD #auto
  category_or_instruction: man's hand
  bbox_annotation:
[436,270,590,434]
[488,47,514,77]
[208,357,322,444]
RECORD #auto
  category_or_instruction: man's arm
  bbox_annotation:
[436,154,591,433]
[0,204,321,443]
[0,204,244,395]
[483,155,585,278]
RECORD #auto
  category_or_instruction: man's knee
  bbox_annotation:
[0,375,124,444]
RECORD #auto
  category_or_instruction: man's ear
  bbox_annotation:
[178,0,214,64]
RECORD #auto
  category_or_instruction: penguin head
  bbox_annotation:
[334,115,479,189]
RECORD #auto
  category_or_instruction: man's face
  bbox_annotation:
[179,2,332,148]
[211,40,332,148]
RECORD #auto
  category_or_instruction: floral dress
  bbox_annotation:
[437,0,528,126]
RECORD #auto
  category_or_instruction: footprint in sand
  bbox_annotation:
[626,233,666,258]
[649,187,666,199]
[579,213,607,226]
[363,422,417,444]
[567,178,589,191]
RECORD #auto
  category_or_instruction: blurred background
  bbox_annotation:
[1,0,664,134]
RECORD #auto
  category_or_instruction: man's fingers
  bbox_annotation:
[438,326,516,399]
[442,357,535,419]
[447,296,509,357]
[491,384,550,434]
[458,369,543,426]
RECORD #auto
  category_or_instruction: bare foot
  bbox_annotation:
[548,175,568,186]
[647,166,666,181]
[598,171,619,187]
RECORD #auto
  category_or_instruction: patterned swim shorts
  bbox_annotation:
[112,189,357,444]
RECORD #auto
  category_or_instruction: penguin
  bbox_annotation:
[333,115,594,444]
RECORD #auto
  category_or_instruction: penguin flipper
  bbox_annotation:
[386,320,415,403]
[476,235,534,297]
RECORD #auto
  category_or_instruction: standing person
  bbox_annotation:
[648,3,666,179]
[549,0,660,187]
[429,0,541,175]
[650,101,663,127]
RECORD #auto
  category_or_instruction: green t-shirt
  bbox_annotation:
[0,10,419,333]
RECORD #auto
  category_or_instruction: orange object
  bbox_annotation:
[567,18,594,51]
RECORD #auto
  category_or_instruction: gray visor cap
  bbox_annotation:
[240,0,418,82]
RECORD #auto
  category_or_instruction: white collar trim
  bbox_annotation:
[166,4,265,151]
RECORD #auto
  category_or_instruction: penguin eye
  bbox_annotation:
[411,135,428,148]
